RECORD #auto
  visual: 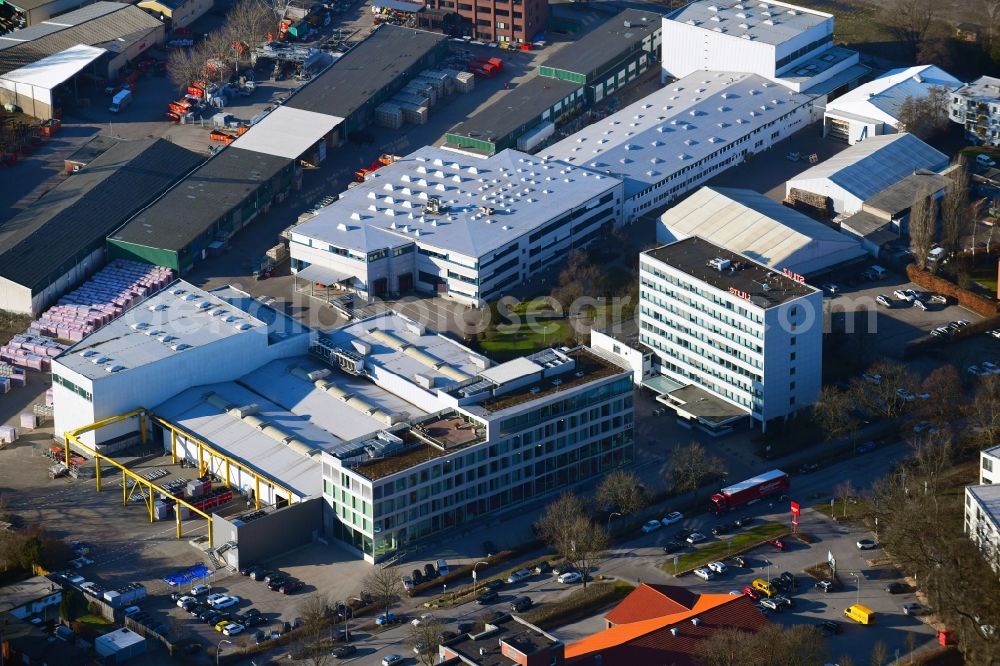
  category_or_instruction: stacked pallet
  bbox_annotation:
[28,260,173,343]
[0,334,67,371]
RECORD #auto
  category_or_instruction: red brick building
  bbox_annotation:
[419,0,548,45]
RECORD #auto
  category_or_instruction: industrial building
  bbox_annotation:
[420,0,547,44]
[639,236,822,432]
[823,65,961,144]
[541,71,814,223]
[288,146,623,306]
[440,614,565,665]
[539,9,662,104]
[285,24,447,138]
[0,137,203,316]
[444,76,584,155]
[320,324,634,561]
[94,628,147,662]
[660,0,867,96]
[107,147,299,274]
[657,186,867,276]
[0,576,61,621]
[0,2,164,83]
[949,75,1000,146]
[965,445,1000,572]
[137,0,212,31]
[566,584,768,666]
[785,133,949,215]
[52,282,633,563]
[445,9,662,156]
[0,0,92,32]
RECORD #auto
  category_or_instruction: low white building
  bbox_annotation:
[823,65,961,144]
[660,0,867,95]
[541,71,813,223]
[639,236,823,432]
[289,146,623,306]
[949,75,1000,146]
[589,319,651,385]
[657,186,867,276]
[965,445,1000,569]
[785,133,949,215]
[0,576,61,620]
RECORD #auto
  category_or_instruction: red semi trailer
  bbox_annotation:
[709,469,789,513]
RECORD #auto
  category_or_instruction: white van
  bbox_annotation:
[109,89,132,114]
[977,154,996,167]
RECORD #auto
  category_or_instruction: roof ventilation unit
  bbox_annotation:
[92,356,109,365]
[197,301,212,310]
[148,303,167,312]
[130,322,150,331]
[170,288,186,296]
[171,343,192,351]
[79,349,97,358]
[708,257,731,271]
[183,293,199,301]
[106,365,125,373]
[692,617,701,626]
[235,322,252,331]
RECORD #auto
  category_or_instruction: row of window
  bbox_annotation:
[640,319,762,390]
[640,274,765,338]
[639,305,762,370]
[53,374,92,402]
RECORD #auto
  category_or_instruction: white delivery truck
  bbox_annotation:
[109,89,132,113]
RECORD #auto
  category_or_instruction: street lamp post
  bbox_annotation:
[472,561,489,597]
[850,571,861,605]
[607,512,622,532]
[764,559,771,584]
[337,599,349,643]
[217,638,232,666]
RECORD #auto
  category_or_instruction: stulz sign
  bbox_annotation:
[728,286,751,301]
[782,267,806,283]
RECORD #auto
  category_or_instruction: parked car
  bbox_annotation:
[205,593,227,606]
[893,289,914,301]
[729,555,747,568]
[885,582,909,594]
[711,522,735,536]
[819,620,843,635]
[642,520,663,533]
[484,579,504,591]
[988,329,1000,339]
[663,540,684,554]
[123,606,141,617]
[741,585,760,600]
[558,571,583,584]
[280,580,303,594]
[552,563,575,576]
[436,560,450,576]
[214,596,240,609]
[815,580,836,593]
[507,569,532,584]
[875,294,893,308]
[760,598,781,611]
[333,645,357,658]
[779,572,797,590]
[411,613,435,626]
[903,602,931,616]
[476,590,499,604]
[661,511,684,526]
[707,561,728,575]
[250,569,270,581]
[686,532,706,545]
[772,595,794,609]
[382,655,403,666]
[766,538,785,551]
[402,575,415,591]
[411,569,424,585]
[264,572,285,584]
[375,612,397,626]
[534,561,551,575]
[190,584,211,596]
[857,538,878,550]
[732,516,753,528]
[693,568,715,580]
[175,595,196,608]
[510,596,533,612]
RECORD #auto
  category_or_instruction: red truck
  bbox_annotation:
[709,469,789,513]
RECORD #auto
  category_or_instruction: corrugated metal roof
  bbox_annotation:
[0,138,204,291]
[0,3,161,75]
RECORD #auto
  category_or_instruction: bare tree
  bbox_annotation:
[915,365,964,425]
[167,46,203,93]
[909,194,937,270]
[364,566,402,624]
[567,514,608,589]
[850,360,919,419]
[812,386,858,443]
[897,87,953,139]
[834,480,855,518]
[697,627,753,666]
[664,441,725,496]
[697,624,827,666]
[941,166,970,258]
[550,250,608,310]
[595,469,649,517]
[883,0,937,60]
[870,641,888,666]
[983,0,1000,53]
[966,374,1000,445]
[407,617,445,666]
[293,593,333,666]
[221,0,274,72]
[534,493,607,588]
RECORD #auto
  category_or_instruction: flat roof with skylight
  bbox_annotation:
[540,71,812,199]
[56,281,267,381]
[667,0,831,47]
[292,146,620,259]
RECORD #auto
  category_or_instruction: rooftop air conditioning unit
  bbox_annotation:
[708,257,731,271]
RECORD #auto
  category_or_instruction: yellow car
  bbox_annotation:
[215,619,231,632]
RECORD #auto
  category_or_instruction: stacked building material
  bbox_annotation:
[375,103,403,129]
[28,260,173,343]
[442,69,475,94]
[0,334,67,371]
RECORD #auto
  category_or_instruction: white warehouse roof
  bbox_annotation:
[825,65,961,126]
[56,281,268,381]
[292,146,620,258]
[541,71,813,199]
[230,106,344,160]
[786,133,948,206]
[658,186,867,275]
[666,0,831,46]
[1,43,105,89]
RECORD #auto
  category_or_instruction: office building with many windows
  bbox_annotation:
[964,445,1000,570]
[320,345,634,561]
[289,146,622,306]
[638,236,822,432]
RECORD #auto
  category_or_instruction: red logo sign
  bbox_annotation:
[790,501,800,517]
[782,268,805,283]
[728,287,751,301]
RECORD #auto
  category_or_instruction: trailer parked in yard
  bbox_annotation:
[709,469,789,513]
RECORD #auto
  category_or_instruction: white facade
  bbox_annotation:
[950,76,1000,146]
[52,281,309,446]
[638,237,822,429]
[823,65,962,144]
[965,445,1000,568]
[290,147,623,306]
[660,1,863,94]
[589,326,650,385]
[542,71,813,223]
[785,133,949,215]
